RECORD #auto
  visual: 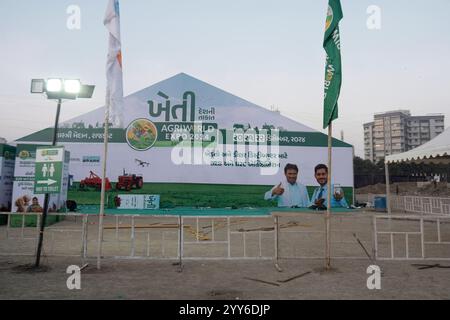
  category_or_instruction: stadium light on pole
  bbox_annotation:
[30,78,95,268]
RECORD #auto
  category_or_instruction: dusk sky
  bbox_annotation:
[1,0,449,157]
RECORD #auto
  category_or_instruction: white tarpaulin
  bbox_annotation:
[386,126,450,164]
[16,73,354,188]
[104,0,124,128]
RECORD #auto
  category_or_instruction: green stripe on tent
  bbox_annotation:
[18,128,352,148]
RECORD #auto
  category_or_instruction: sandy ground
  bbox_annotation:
[1,256,450,300]
[1,211,449,300]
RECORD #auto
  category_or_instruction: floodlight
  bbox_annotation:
[30,79,45,93]
[46,79,63,92]
[30,75,95,269]
[64,79,81,94]
[30,78,95,101]
[78,85,95,98]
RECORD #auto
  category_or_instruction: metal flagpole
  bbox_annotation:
[325,122,333,270]
[97,94,110,270]
[98,0,123,269]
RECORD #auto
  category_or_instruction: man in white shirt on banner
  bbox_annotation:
[264,163,310,207]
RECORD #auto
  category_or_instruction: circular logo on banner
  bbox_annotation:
[125,118,158,151]
[19,150,31,160]
[325,5,333,31]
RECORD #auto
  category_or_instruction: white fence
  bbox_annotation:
[2,211,450,263]
[374,215,450,261]
[390,196,450,215]
[0,213,276,263]
[0,212,374,263]
[356,194,450,215]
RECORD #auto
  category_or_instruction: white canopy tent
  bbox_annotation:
[384,126,450,213]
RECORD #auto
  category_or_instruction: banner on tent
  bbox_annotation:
[16,74,354,188]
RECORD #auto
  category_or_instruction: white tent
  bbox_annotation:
[384,126,450,213]
[386,126,450,164]
[16,73,354,188]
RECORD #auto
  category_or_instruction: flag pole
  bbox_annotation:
[322,0,343,270]
[325,122,332,270]
[97,97,110,270]
[98,0,122,270]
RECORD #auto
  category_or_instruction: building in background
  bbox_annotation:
[364,110,445,163]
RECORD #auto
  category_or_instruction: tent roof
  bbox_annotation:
[61,72,317,132]
[16,73,353,148]
[385,126,450,164]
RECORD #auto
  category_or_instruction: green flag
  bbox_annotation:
[323,0,343,129]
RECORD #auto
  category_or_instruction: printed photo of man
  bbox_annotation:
[264,163,310,208]
[309,164,348,210]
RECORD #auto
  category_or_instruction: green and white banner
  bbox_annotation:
[323,0,343,129]
[12,144,70,213]
[0,144,16,211]
[17,73,354,188]
[34,146,65,194]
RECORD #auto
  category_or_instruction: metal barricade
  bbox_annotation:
[390,195,450,216]
[373,215,450,261]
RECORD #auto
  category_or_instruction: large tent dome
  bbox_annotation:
[16,73,353,187]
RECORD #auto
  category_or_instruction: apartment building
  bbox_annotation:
[363,110,445,163]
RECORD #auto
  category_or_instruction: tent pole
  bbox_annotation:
[385,161,391,215]
[97,99,110,270]
[325,123,332,270]
[352,145,355,206]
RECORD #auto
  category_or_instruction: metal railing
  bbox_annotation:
[373,215,450,260]
[2,210,450,264]
[273,212,374,262]
[390,196,450,215]
[356,194,450,215]
[181,216,274,261]
[0,212,275,262]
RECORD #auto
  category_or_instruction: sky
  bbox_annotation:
[0,0,449,157]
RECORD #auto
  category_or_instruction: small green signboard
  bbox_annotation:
[34,146,64,194]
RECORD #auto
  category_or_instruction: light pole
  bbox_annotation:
[30,78,95,268]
